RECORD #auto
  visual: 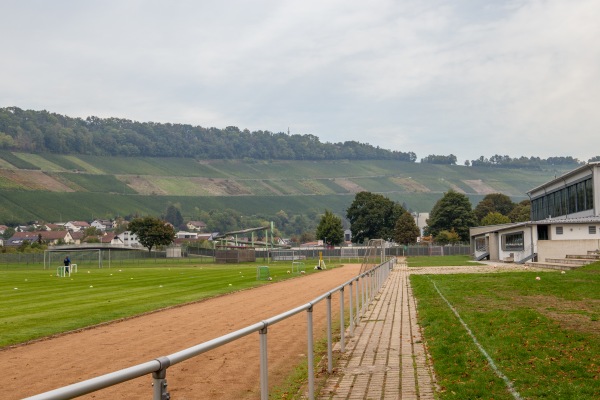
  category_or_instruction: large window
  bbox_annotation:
[586,180,594,211]
[531,177,594,220]
[475,237,487,252]
[568,185,578,214]
[502,231,524,251]
[577,181,586,212]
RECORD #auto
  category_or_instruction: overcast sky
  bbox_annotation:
[2,0,599,163]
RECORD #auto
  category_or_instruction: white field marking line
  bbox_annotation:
[431,280,523,400]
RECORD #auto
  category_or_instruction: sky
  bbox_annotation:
[2,0,600,164]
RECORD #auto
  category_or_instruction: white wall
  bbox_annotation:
[549,224,600,240]
[538,239,600,261]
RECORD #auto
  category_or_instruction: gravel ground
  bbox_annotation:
[407,262,552,275]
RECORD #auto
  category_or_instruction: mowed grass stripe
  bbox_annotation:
[0,263,305,348]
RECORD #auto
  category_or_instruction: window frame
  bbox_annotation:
[501,231,524,251]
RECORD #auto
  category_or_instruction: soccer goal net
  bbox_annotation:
[44,249,104,270]
[340,247,359,262]
[359,239,385,274]
[271,250,306,262]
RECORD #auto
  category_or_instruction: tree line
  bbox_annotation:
[314,191,532,247]
[3,190,532,253]
[421,153,598,168]
[0,107,416,161]
[2,107,594,166]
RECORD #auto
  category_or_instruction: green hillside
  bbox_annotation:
[0,152,571,223]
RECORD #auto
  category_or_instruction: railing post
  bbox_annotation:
[366,272,370,305]
[152,357,171,400]
[339,287,345,352]
[356,277,360,324]
[307,305,315,400]
[362,275,367,316]
[259,326,269,400]
[326,295,333,374]
[349,282,354,337]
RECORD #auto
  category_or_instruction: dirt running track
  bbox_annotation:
[1,264,362,399]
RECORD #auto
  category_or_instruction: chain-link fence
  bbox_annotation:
[0,244,471,269]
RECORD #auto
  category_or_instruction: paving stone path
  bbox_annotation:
[318,261,436,400]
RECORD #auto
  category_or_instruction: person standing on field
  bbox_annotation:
[64,255,71,273]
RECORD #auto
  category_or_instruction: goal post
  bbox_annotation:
[340,247,359,262]
[271,250,306,262]
[44,249,104,270]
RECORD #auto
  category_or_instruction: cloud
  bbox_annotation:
[1,0,599,162]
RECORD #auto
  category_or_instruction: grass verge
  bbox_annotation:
[411,262,600,399]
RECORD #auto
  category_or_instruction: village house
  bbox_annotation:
[176,231,199,239]
[116,231,141,247]
[64,221,90,232]
[42,223,65,231]
[6,231,74,246]
[186,221,207,232]
[91,219,113,232]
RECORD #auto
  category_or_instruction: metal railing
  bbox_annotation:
[24,258,396,400]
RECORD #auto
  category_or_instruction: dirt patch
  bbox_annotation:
[118,175,169,195]
[407,264,546,275]
[0,169,75,192]
[333,178,364,193]
[390,177,430,192]
[187,178,252,196]
[1,265,361,399]
[462,179,497,195]
[517,295,600,335]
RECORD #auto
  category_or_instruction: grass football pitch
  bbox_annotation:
[0,261,319,348]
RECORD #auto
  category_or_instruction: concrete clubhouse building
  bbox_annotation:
[470,162,600,265]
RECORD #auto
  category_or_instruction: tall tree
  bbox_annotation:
[474,193,515,222]
[481,211,511,226]
[164,204,184,228]
[315,210,344,246]
[393,212,420,245]
[508,200,531,222]
[128,216,175,252]
[346,192,405,244]
[425,190,477,242]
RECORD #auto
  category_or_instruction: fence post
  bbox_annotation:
[339,287,345,353]
[355,277,360,325]
[259,326,269,400]
[307,306,315,400]
[365,272,370,306]
[152,357,171,400]
[326,295,333,374]
[349,282,354,337]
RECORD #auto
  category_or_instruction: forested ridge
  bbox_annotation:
[1,107,595,167]
[0,107,416,161]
